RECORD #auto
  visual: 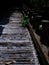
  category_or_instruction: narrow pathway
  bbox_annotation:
[0,11,40,65]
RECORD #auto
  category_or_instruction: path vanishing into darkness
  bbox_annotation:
[0,10,40,65]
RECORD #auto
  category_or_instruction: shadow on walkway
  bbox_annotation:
[0,10,13,36]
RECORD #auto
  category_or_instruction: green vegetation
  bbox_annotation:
[21,16,29,27]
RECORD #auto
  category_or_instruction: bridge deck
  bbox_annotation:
[0,11,39,65]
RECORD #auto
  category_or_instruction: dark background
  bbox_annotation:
[0,0,23,19]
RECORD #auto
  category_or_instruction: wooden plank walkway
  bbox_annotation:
[0,11,40,65]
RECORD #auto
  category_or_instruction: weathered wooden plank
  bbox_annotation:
[1,28,28,34]
[0,43,32,47]
[0,40,31,44]
[0,35,30,42]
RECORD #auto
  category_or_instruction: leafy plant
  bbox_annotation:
[21,16,29,27]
